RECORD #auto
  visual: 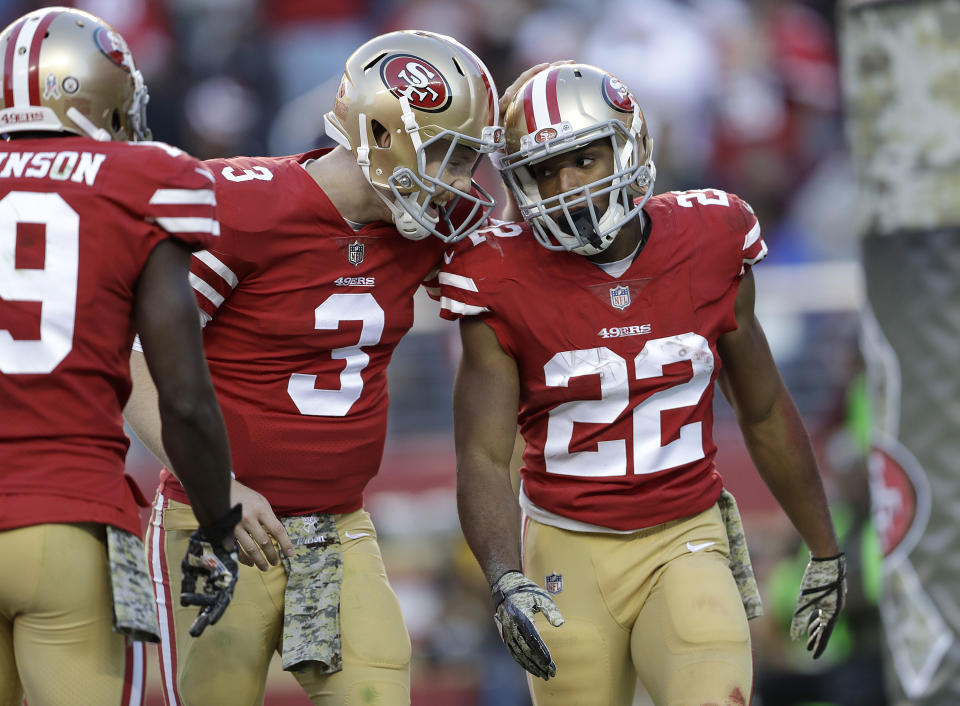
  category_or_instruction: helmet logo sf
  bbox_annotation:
[380,55,451,112]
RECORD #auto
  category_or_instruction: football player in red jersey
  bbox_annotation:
[123,30,502,706]
[442,63,847,705]
[0,7,239,706]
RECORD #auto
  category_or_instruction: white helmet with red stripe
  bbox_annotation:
[499,63,655,256]
[324,30,503,242]
[0,7,150,141]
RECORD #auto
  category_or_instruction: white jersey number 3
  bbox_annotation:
[0,192,79,374]
[543,333,713,476]
[287,293,385,416]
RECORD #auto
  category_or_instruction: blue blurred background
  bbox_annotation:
[2,1,881,704]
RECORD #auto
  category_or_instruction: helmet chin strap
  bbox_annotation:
[66,107,111,141]
[352,108,436,241]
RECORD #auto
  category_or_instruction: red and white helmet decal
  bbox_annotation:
[521,66,562,133]
[602,75,634,113]
[380,54,451,112]
[2,8,63,108]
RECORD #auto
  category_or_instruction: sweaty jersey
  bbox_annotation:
[0,137,219,535]
[157,150,448,516]
[440,189,766,531]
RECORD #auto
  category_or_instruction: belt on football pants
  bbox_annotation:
[106,526,162,642]
[280,513,344,673]
[718,489,764,620]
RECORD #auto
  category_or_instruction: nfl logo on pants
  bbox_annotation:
[545,572,563,594]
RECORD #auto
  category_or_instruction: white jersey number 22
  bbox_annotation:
[543,332,713,476]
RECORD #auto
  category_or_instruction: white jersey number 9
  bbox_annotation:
[0,192,79,374]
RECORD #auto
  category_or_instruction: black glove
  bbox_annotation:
[492,570,565,680]
[790,552,847,659]
[181,503,242,637]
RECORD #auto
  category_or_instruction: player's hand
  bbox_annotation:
[790,553,847,658]
[229,479,294,570]
[499,61,574,118]
[181,503,242,637]
[491,570,565,680]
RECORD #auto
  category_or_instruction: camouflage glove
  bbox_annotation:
[491,570,565,680]
[181,504,242,637]
[790,552,847,659]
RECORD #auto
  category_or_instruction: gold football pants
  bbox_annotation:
[522,504,753,706]
[147,497,411,706]
[0,523,146,706]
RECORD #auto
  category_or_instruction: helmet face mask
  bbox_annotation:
[0,7,151,142]
[324,30,503,242]
[498,64,655,256]
[386,129,500,241]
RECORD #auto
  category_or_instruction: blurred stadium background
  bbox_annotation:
[2,1,883,704]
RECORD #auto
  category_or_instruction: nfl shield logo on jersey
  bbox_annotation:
[348,240,365,267]
[609,284,631,310]
[545,572,563,595]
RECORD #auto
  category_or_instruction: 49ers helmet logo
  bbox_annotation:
[93,27,133,74]
[381,54,451,112]
[602,75,634,113]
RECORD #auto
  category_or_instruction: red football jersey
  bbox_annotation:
[0,138,219,535]
[440,190,766,531]
[157,150,448,515]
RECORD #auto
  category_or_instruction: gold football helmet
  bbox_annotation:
[0,7,150,141]
[499,64,655,256]
[324,30,502,242]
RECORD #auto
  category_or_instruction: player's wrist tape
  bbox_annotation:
[198,503,242,545]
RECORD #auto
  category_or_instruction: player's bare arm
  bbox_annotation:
[127,295,294,568]
[134,239,232,531]
[454,317,523,585]
[717,270,845,658]
[716,270,840,557]
[454,316,564,681]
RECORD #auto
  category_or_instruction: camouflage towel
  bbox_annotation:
[106,526,161,642]
[717,489,764,619]
[280,513,344,673]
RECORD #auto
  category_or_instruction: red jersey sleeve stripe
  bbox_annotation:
[155,217,220,236]
[740,221,768,274]
[438,271,479,292]
[194,250,238,288]
[440,296,489,318]
[149,188,217,206]
[189,272,224,308]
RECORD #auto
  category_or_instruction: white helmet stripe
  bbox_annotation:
[529,67,563,131]
[10,8,60,107]
[531,69,551,129]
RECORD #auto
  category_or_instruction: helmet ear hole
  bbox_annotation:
[371,120,390,148]
[111,109,121,133]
